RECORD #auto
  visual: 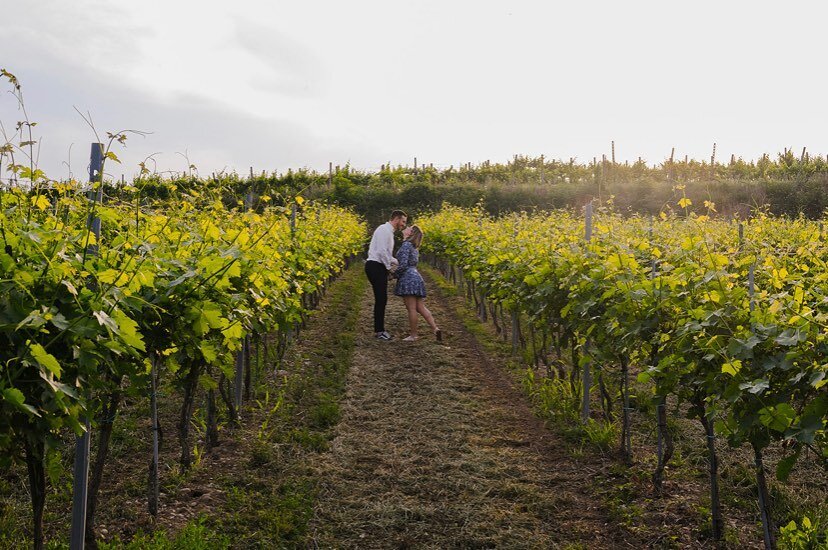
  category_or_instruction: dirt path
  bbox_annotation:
[310,273,637,549]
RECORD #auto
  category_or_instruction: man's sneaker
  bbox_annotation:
[376,331,392,341]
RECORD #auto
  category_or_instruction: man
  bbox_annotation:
[365,209,407,340]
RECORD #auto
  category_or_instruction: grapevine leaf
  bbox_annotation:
[738,378,769,395]
[2,388,41,417]
[30,194,50,210]
[98,269,120,284]
[30,343,61,378]
[112,309,145,352]
[198,374,218,391]
[775,448,800,482]
[722,360,742,376]
[201,302,226,329]
[61,280,78,296]
[758,403,796,432]
[39,371,78,399]
[775,329,802,347]
[200,341,218,363]
[93,310,118,332]
[45,449,63,486]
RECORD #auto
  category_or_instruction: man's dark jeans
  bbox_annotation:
[365,260,389,333]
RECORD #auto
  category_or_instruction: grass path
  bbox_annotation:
[308,271,635,549]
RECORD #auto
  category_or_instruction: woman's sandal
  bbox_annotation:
[403,335,419,341]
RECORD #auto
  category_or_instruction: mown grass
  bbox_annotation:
[206,263,366,547]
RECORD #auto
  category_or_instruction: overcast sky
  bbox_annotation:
[2,0,826,181]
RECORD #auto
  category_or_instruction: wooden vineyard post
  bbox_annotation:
[148,353,160,516]
[286,201,299,345]
[70,143,103,550]
[232,192,257,421]
[233,346,245,423]
[244,335,252,401]
[539,154,545,184]
[651,215,676,495]
[751,259,774,549]
[581,202,593,424]
[711,142,717,180]
[600,154,606,197]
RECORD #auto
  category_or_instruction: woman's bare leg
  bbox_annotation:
[404,296,419,338]
[415,299,439,333]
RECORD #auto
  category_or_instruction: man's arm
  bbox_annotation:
[377,224,395,270]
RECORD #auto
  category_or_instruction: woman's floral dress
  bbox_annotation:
[393,241,427,297]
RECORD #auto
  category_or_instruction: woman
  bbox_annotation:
[394,225,441,342]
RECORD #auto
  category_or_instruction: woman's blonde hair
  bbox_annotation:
[407,225,424,248]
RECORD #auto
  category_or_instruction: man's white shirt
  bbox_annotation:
[367,221,395,270]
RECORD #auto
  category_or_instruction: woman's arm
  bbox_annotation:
[394,242,412,278]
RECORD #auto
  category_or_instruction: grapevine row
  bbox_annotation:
[0,181,365,548]
[419,205,827,546]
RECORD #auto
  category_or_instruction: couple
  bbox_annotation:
[365,210,441,342]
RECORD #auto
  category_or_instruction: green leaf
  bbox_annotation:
[45,449,63,486]
[198,374,218,391]
[722,360,742,376]
[775,448,800,482]
[93,310,118,332]
[199,341,217,363]
[97,269,120,284]
[222,322,243,341]
[39,371,78,399]
[112,309,145,352]
[3,388,40,417]
[50,313,70,331]
[31,194,51,211]
[30,343,61,378]
[193,314,209,336]
[759,403,796,432]
[775,329,802,347]
[810,370,826,389]
[738,378,769,395]
[201,303,226,329]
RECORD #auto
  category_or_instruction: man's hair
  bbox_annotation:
[390,209,407,220]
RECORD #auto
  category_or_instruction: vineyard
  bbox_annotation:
[0,148,365,548]
[2,67,828,548]
[419,204,828,547]
[2,182,828,547]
